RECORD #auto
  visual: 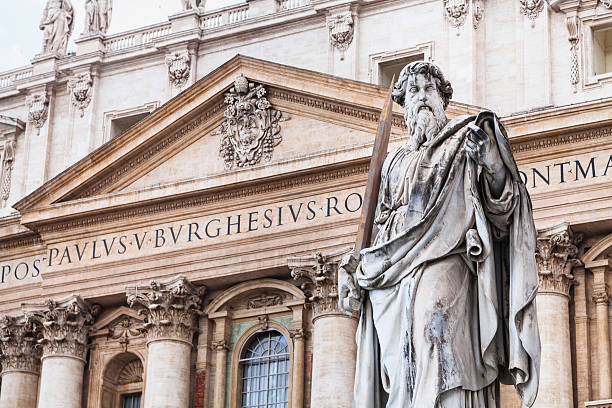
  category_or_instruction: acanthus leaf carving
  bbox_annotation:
[126,276,206,343]
[326,13,354,52]
[0,314,42,374]
[22,295,99,361]
[26,92,49,134]
[519,0,545,21]
[535,228,583,297]
[165,52,191,88]
[214,75,289,169]
[288,248,352,319]
[67,72,94,117]
[444,0,469,28]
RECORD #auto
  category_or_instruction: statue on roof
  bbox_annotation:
[338,61,541,407]
[181,0,206,12]
[84,0,112,35]
[39,0,74,55]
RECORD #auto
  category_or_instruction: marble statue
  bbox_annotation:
[338,61,541,407]
[40,0,74,55]
[181,0,206,11]
[84,0,112,34]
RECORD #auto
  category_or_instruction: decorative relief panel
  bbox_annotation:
[519,0,545,21]
[22,295,99,361]
[0,314,42,374]
[288,249,351,319]
[1,139,16,205]
[127,276,206,343]
[247,294,284,309]
[26,92,49,133]
[108,317,144,351]
[68,72,94,117]
[165,52,191,88]
[535,227,582,297]
[566,16,580,90]
[444,0,469,28]
[326,13,354,52]
[214,75,290,169]
[117,359,144,384]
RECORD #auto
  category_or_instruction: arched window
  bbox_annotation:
[240,330,290,408]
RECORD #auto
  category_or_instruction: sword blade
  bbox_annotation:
[354,77,395,255]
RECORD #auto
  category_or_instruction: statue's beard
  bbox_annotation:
[406,102,447,150]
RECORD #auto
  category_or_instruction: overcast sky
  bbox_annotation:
[0,0,239,72]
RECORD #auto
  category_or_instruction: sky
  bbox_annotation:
[0,0,239,72]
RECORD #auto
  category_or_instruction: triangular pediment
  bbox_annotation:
[14,55,478,229]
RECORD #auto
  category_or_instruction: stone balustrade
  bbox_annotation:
[104,22,172,52]
[0,66,33,89]
[200,4,250,29]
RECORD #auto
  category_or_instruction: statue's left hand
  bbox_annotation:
[465,120,503,174]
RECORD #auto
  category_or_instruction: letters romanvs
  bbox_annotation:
[339,62,540,407]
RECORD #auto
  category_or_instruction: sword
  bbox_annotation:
[354,77,395,255]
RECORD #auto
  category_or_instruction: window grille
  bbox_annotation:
[122,393,141,408]
[240,330,290,408]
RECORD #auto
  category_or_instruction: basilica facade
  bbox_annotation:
[0,0,612,407]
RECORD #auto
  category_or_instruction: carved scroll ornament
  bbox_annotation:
[215,75,289,169]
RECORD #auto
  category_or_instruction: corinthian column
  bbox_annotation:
[0,315,41,408]
[22,295,98,408]
[127,276,206,408]
[532,225,581,408]
[289,249,357,408]
[588,260,612,400]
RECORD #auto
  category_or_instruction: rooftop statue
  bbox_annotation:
[339,61,541,408]
[84,0,112,34]
[39,0,74,55]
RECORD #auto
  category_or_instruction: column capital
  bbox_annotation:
[288,247,352,320]
[289,328,307,340]
[535,225,583,298]
[211,340,229,352]
[593,286,610,305]
[22,295,99,361]
[0,314,42,374]
[126,275,206,344]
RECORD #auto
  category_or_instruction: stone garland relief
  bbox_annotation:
[68,72,94,117]
[566,15,580,90]
[535,229,583,296]
[26,92,50,134]
[215,75,290,169]
[127,276,206,342]
[0,315,42,373]
[326,13,354,53]
[165,52,191,89]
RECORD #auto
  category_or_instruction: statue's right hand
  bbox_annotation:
[338,253,363,316]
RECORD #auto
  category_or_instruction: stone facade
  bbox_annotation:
[1,1,612,407]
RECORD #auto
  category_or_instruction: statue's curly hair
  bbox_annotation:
[391,61,453,109]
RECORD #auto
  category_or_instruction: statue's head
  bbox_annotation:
[392,61,453,149]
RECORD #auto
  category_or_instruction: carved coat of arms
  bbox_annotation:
[215,75,290,169]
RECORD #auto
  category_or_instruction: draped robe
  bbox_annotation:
[353,113,540,408]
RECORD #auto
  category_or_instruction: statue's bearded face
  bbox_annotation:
[404,73,448,150]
